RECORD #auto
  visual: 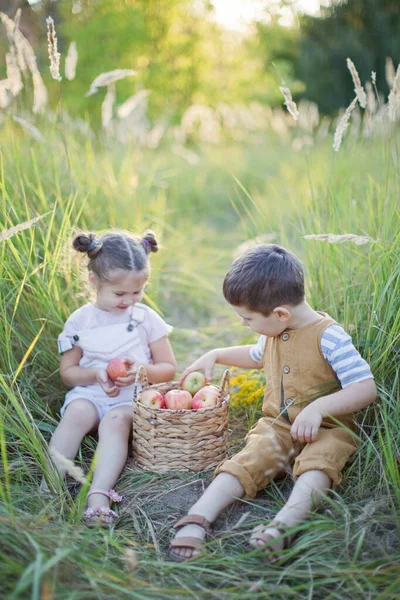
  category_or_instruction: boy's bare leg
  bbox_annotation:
[172,470,331,559]
[172,473,244,559]
[87,405,132,510]
[249,469,331,553]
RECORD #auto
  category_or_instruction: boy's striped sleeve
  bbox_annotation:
[250,335,266,363]
[321,324,373,388]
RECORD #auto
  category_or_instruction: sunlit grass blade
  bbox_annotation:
[12,323,46,384]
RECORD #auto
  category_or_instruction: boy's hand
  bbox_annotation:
[115,359,138,387]
[179,350,218,385]
[96,369,120,397]
[290,405,322,444]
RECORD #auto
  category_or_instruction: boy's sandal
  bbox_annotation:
[169,514,212,562]
[249,519,295,562]
[83,488,123,527]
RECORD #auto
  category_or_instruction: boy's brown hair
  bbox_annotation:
[223,244,305,316]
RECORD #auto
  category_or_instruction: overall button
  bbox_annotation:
[283,365,290,374]
[281,333,290,341]
[284,398,294,407]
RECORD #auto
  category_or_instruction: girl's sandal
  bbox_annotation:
[169,514,212,562]
[83,488,123,527]
[249,519,295,563]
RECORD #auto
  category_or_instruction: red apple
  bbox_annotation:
[181,371,207,395]
[107,358,130,381]
[192,385,220,410]
[139,389,165,409]
[164,389,193,410]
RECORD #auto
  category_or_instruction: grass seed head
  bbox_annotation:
[65,41,78,81]
[122,548,139,572]
[303,233,375,246]
[49,448,87,484]
[346,58,367,109]
[86,69,136,97]
[101,83,116,129]
[279,86,299,121]
[333,97,357,151]
[385,57,395,88]
[46,16,62,82]
[388,63,400,122]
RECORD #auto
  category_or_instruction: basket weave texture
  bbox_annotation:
[132,367,230,473]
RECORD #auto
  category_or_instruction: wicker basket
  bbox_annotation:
[132,366,230,473]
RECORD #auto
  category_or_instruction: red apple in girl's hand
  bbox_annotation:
[192,385,220,410]
[107,358,130,381]
[140,389,165,408]
[164,389,193,410]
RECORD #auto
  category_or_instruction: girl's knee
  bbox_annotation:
[63,399,98,427]
[99,408,132,435]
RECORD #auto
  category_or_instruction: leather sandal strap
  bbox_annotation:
[250,521,293,549]
[173,514,211,534]
[170,537,205,551]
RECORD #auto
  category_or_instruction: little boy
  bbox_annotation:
[170,244,376,562]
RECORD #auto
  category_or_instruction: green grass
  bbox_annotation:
[0,108,399,598]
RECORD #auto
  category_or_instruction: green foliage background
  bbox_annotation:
[25,0,280,124]
[2,0,397,123]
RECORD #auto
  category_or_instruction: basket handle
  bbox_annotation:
[133,365,150,400]
[218,369,230,401]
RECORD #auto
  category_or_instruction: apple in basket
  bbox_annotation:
[192,385,220,410]
[106,358,130,381]
[164,389,193,410]
[181,371,207,395]
[140,389,165,409]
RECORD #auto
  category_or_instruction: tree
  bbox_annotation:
[56,0,241,123]
[296,0,400,113]
[251,13,300,105]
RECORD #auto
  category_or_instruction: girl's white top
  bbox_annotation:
[57,303,172,404]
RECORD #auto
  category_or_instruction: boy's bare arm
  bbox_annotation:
[291,378,377,443]
[311,378,377,417]
[215,346,262,368]
[179,345,261,383]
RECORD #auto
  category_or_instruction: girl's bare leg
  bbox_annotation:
[86,405,132,510]
[41,399,100,490]
[50,399,100,463]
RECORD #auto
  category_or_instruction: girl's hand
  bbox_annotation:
[96,369,120,398]
[179,350,218,385]
[290,405,322,444]
[115,359,137,387]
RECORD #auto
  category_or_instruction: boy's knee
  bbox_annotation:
[295,469,332,489]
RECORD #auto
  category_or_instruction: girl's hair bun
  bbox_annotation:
[141,230,159,254]
[72,232,103,258]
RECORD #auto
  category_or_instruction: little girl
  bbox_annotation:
[44,229,176,525]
